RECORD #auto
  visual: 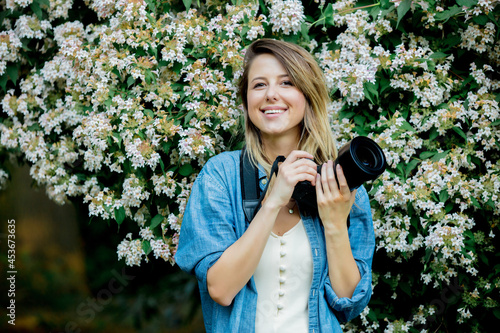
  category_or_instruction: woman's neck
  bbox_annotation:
[262,134,299,162]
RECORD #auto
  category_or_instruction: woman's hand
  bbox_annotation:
[264,150,318,209]
[315,160,357,234]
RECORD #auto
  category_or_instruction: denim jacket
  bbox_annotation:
[175,151,375,332]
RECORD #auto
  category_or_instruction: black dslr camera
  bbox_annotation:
[292,136,387,213]
[240,136,387,223]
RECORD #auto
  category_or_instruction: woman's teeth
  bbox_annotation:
[264,110,285,114]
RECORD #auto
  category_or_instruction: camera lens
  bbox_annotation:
[355,146,377,168]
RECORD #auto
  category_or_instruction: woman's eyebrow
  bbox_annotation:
[250,74,289,83]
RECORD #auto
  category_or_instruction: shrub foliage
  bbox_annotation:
[1,0,499,331]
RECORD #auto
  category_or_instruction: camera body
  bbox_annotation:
[291,136,387,214]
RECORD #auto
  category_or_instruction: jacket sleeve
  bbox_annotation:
[324,185,376,323]
[174,159,238,290]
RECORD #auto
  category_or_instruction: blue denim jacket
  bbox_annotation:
[175,151,375,332]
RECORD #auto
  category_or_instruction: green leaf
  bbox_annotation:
[0,74,8,92]
[401,120,416,132]
[439,190,449,202]
[150,214,164,229]
[396,0,412,28]
[6,64,18,85]
[434,5,462,22]
[363,81,378,104]
[127,76,135,87]
[493,308,500,320]
[179,164,193,176]
[420,151,436,159]
[115,206,126,225]
[452,127,467,140]
[142,240,152,255]
[182,0,192,10]
[456,0,478,7]
[323,3,335,26]
[30,1,43,20]
[112,132,122,149]
[431,150,449,162]
[430,51,448,59]
[144,0,156,12]
[405,159,419,177]
[470,196,481,209]
[472,14,489,25]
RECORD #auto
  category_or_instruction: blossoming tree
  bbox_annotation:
[1,0,499,331]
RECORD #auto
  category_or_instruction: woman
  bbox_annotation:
[175,39,375,332]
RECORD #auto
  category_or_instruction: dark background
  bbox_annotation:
[0,161,204,332]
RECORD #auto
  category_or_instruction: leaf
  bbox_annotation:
[127,76,135,87]
[470,196,481,209]
[142,240,152,255]
[456,0,478,7]
[396,0,412,28]
[323,3,335,26]
[434,5,462,22]
[439,190,449,202]
[472,14,489,25]
[431,150,449,162]
[6,64,18,85]
[401,120,416,132]
[420,151,436,159]
[150,214,164,229]
[115,207,126,225]
[0,74,8,92]
[30,1,43,20]
[405,159,419,177]
[363,81,378,104]
[144,0,156,12]
[452,127,467,140]
[182,0,192,10]
[430,51,448,59]
[112,132,122,149]
[179,164,193,176]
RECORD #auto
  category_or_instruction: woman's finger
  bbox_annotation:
[320,162,331,195]
[335,164,351,197]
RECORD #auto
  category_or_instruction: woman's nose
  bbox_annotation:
[266,85,279,101]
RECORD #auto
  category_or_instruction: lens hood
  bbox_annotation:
[334,136,387,191]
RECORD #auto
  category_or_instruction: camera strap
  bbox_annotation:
[240,147,284,223]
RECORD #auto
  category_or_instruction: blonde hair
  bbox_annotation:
[238,39,337,175]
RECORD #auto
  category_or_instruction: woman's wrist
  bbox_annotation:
[261,198,283,213]
[323,219,349,239]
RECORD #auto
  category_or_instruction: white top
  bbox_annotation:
[254,219,313,333]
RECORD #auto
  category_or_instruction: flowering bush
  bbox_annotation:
[1,0,499,331]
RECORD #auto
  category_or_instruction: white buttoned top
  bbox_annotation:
[254,219,313,333]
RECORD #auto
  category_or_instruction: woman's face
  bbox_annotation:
[246,53,306,144]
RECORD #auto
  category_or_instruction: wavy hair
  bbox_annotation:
[237,38,337,174]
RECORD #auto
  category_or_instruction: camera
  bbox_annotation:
[291,136,387,214]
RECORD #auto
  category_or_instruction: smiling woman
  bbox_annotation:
[175,39,375,333]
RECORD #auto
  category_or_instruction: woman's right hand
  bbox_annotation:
[264,150,318,209]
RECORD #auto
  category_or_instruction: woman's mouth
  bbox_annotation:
[264,109,286,114]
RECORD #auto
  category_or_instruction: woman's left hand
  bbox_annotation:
[315,160,357,233]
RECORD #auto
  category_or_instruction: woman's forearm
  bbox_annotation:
[324,224,361,299]
[206,201,281,306]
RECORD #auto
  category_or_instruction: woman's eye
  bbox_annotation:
[282,81,293,86]
[253,83,265,88]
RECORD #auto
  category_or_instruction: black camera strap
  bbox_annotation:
[240,147,284,223]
